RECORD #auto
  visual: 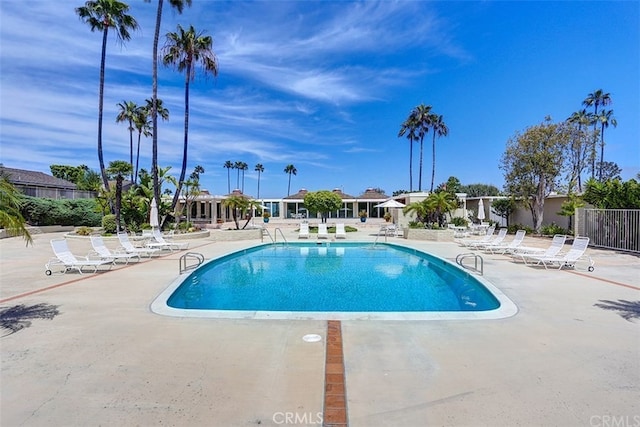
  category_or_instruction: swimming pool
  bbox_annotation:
[151,242,518,320]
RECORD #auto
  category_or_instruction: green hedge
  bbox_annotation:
[21,196,101,227]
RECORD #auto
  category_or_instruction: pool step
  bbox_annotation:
[179,252,205,274]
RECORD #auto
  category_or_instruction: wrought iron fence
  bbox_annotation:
[576,208,640,253]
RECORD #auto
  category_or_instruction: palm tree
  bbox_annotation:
[238,162,248,193]
[162,24,219,212]
[596,109,617,181]
[412,104,433,192]
[223,161,233,193]
[398,113,419,192]
[429,114,449,192]
[76,0,138,192]
[146,0,191,216]
[254,163,264,199]
[234,161,243,190]
[106,160,133,232]
[0,176,32,245]
[583,89,612,178]
[135,98,169,185]
[284,164,297,196]
[115,100,138,184]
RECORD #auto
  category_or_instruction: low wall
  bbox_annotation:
[210,228,262,242]
[403,228,454,242]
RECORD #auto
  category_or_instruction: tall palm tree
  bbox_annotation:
[115,100,138,184]
[254,163,264,199]
[583,89,612,178]
[284,164,297,196]
[163,24,219,212]
[398,113,419,192]
[412,104,433,192]
[238,162,248,193]
[223,161,233,193]
[597,109,617,181]
[146,0,191,215]
[429,114,449,192]
[234,161,243,189]
[133,98,169,186]
[106,160,133,232]
[76,0,138,192]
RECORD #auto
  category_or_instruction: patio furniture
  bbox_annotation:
[117,232,161,257]
[528,236,594,271]
[90,235,141,264]
[45,239,113,275]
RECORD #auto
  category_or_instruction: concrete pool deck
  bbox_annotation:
[1,223,639,426]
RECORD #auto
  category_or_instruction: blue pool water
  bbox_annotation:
[166,243,500,312]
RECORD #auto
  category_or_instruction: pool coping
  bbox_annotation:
[149,242,519,321]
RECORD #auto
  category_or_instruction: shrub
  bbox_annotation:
[75,226,94,236]
[507,223,535,234]
[102,214,117,234]
[408,221,426,229]
[451,216,468,227]
[540,222,570,236]
[21,197,101,226]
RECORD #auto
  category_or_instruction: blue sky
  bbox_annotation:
[1,1,638,199]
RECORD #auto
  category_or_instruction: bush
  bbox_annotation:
[102,214,117,234]
[540,222,570,236]
[21,196,101,226]
[451,216,468,227]
[408,221,426,229]
[75,226,94,236]
[507,223,535,235]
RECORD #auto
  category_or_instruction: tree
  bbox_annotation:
[284,164,297,196]
[429,114,449,192]
[582,89,612,178]
[237,162,248,193]
[223,161,233,193]
[255,163,264,199]
[134,98,169,185]
[181,165,204,226]
[76,0,138,191]
[413,104,433,192]
[163,24,219,213]
[596,109,617,181]
[303,190,342,224]
[403,191,458,227]
[147,0,191,218]
[398,112,419,192]
[233,161,243,189]
[115,100,138,184]
[459,183,501,197]
[583,177,640,209]
[222,195,261,230]
[491,198,517,227]
[595,161,622,181]
[106,160,133,232]
[566,109,593,192]
[0,176,32,245]
[500,118,570,233]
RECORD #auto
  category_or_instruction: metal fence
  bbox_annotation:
[576,208,640,253]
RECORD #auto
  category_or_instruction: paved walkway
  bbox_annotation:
[1,224,639,426]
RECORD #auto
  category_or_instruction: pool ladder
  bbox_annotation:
[456,253,484,275]
[262,227,288,246]
[179,252,205,274]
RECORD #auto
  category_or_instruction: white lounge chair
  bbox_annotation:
[467,228,506,249]
[458,226,496,247]
[90,235,140,264]
[117,232,160,257]
[335,223,347,239]
[512,234,567,264]
[486,230,526,254]
[45,239,113,275]
[528,236,594,271]
[147,228,189,252]
[298,223,310,239]
[317,223,329,239]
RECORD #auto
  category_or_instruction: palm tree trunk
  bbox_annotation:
[129,121,134,184]
[430,133,436,192]
[135,131,142,185]
[598,123,605,181]
[171,68,191,212]
[98,28,110,192]
[287,173,292,196]
[257,172,261,199]
[409,138,413,192]
[418,137,424,191]
[227,169,230,193]
[152,0,163,215]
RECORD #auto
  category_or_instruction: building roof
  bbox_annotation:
[357,188,387,199]
[0,166,76,189]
